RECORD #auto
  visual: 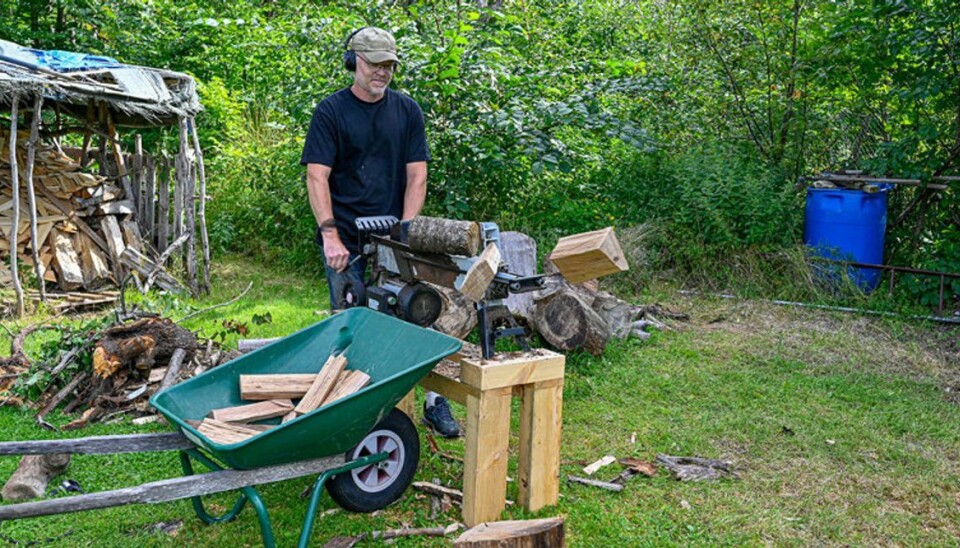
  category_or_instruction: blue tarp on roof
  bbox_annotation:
[26,48,122,72]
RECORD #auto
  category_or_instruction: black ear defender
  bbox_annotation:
[342,27,367,71]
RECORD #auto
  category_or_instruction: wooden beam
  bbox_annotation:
[517,378,563,511]
[0,454,345,520]
[462,386,512,527]
[0,433,193,456]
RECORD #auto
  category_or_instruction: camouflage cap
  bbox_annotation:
[349,27,399,64]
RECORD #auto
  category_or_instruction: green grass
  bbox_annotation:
[2,255,960,546]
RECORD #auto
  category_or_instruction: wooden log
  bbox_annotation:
[158,348,188,390]
[50,229,84,291]
[454,517,565,547]
[0,433,192,456]
[237,338,280,354]
[100,215,126,281]
[197,419,263,445]
[501,231,538,322]
[189,117,211,293]
[458,243,501,302]
[1,454,71,502]
[294,355,348,415]
[407,216,481,256]
[180,117,198,295]
[120,247,184,293]
[24,93,46,303]
[209,399,294,423]
[8,94,25,317]
[566,475,624,492]
[239,374,316,400]
[431,283,478,340]
[0,454,345,520]
[157,158,170,253]
[531,286,609,355]
[321,370,371,407]
[549,227,628,283]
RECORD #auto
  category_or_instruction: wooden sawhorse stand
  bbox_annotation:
[399,348,565,527]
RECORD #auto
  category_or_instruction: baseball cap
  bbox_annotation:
[349,27,400,64]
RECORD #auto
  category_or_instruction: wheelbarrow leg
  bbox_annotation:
[297,452,390,548]
[180,450,277,548]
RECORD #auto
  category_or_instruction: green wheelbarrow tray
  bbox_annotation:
[150,307,463,470]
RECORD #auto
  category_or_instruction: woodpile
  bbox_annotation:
[0,128,182,296]
[196,356,370,445]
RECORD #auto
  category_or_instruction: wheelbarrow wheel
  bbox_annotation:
[327,408,419,512]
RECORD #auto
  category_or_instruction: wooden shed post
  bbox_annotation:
[24,93,46,303]
[7,94,25,317]
[189,117,211,294]
[177,117,197,295]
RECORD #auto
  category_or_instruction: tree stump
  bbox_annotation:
[454,517,564,547]
[1,454,71,502]
[92,318,197,378]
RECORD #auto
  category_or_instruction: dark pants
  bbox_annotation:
[323,253,368,310]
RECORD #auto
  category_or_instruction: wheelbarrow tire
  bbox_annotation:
[327,408,420,513]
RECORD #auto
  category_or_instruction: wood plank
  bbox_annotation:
[462,386,512,527]
[460,352,565,391]
[420,370,479,407]
[458,242,501,302]
[0,433,193,456]
[0,454,345,520]
[157,159,170,253]
[120,217,143,255]
[50,229,83,290]
[239,374,316,400]
[208,399,294,424]
[293,355,348,415]
[143,155,156,245]
[99,215,126,281]
[197,419,262,445]
[549,227,628,283]
[320,370,371,407]
[77,231,111,289]
[517,378,564,511]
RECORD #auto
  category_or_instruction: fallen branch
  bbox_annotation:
[176,282,253,323]
[36,373,88,424]
[158,349,187,391]
[566,475,624,492]
[655,454,737,482]
[145,233,189,291]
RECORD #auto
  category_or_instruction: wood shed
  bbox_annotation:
[0,40,210,317]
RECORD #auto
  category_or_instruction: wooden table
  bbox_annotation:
[399,347,565,527]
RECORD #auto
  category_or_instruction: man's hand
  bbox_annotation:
[323,233,350,272]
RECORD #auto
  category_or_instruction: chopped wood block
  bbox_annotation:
[77,232,111,289]
[209,399,294,423]
[239,374,317,400]
[549,226,628,283]
[120,218,143,254]
[294,354,349,415]
[321,370,371,407]
[458,242,501,302]
[454,517,565,547]
[50,229,83,291]
[197,419,262,445]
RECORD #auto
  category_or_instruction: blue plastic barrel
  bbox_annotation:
[804,185,890,291]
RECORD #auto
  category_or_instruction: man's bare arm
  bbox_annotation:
[402,161,428,220]
[306,163,349,271]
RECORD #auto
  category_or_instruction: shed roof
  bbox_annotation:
[0,40,201,128]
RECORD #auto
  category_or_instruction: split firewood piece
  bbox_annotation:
[457,242,501,302]
[281,410,297,424]
[239,374,316,400]
[197,419,262,445]
[320,370,371,407]
[209,399,294,424]
[549,226,628,283]
[582,455,616,475]
[454,517,565,547]
[1,454,71,502]
[294,355,349,415]
[566,474,624,492]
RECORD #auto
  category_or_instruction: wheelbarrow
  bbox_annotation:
[0,308,462,547]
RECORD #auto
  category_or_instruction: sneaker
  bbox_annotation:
[423,397,461,438]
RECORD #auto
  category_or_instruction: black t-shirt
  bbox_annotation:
[301,87,430,254]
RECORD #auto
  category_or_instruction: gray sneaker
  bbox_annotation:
[423,397,460,438]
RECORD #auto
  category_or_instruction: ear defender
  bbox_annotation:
[342,27,367,71]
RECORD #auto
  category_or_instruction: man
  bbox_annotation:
[301,27,460,437]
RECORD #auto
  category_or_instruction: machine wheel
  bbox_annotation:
[327,408,420,512]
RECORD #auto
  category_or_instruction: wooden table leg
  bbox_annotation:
[517,378,563,511]
[396,389,416,420]
[462,386,512,527]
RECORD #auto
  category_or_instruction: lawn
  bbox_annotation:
[1,255,959,546]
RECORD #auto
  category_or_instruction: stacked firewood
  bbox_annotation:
[195,353,370,444]
[0,129,174,294]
